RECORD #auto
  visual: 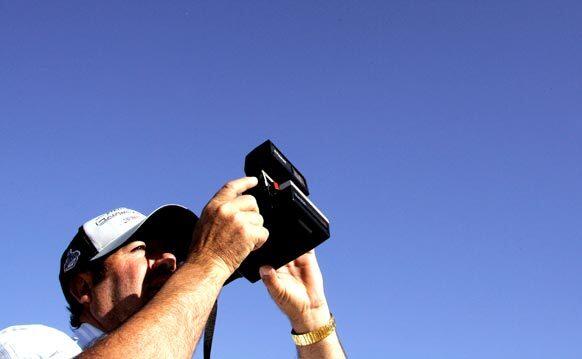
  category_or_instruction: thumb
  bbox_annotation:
[259,266,284,300]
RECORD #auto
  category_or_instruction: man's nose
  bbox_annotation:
[149,252,177,273]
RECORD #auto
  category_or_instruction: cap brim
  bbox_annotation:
[90,204,198,261]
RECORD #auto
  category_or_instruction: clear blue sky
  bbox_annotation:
[1,1,581,358]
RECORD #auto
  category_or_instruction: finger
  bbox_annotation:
[236,211,264,226]
[214,177,258,201]
[250,226,269,250]
[294,250,317,266]
[230,194,259,212]
[259,266,285,300]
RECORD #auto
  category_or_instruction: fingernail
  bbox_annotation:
[259,266,269,277]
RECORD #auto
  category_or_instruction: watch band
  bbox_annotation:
[291,314,336,346]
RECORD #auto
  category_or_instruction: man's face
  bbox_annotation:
[88,238,177,332]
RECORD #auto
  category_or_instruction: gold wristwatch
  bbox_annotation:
[291,314,336,346]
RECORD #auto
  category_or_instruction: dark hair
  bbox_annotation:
[66,260,107,328]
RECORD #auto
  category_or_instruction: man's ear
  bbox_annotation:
[69,273,93,305]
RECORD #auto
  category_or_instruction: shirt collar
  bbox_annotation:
[72,323,105,349]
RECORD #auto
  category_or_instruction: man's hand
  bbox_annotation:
[259,250,331,332]
[190,176,270,276]
[260,250,346,358]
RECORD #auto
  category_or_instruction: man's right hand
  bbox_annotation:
[189,176,269,276]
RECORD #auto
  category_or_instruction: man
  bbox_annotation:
[0,177,346,358]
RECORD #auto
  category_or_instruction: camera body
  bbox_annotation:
[234,140,330,282]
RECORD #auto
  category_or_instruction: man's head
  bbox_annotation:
[59,206,198,332]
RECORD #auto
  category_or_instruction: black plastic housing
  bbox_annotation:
[244,140,309,195]
[235,141,330,282]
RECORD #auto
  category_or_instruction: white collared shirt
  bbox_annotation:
[71,323,105,350]
[0,323,104,358]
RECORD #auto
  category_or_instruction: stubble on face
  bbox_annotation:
[89,241,177,332]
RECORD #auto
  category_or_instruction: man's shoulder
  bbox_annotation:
[0,324,82,358]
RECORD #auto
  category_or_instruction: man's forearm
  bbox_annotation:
[296,331,347,359]
[79,255,229,359]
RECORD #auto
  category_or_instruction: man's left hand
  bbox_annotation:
[259,250,331,333]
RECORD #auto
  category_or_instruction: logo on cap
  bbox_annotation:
[64,249,81,272]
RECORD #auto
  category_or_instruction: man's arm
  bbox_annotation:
[260,250,347,358]
[79,177,269,358]
[79,254,228,358]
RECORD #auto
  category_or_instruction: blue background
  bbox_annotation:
[1,1,581,358]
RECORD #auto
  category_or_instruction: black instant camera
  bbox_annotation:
[233,140,331,283]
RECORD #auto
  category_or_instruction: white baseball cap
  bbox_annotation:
[59,205,198,298]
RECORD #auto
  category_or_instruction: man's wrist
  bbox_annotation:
[292,314,336,346]
[184,252,232,285]
[290,305,332,334]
